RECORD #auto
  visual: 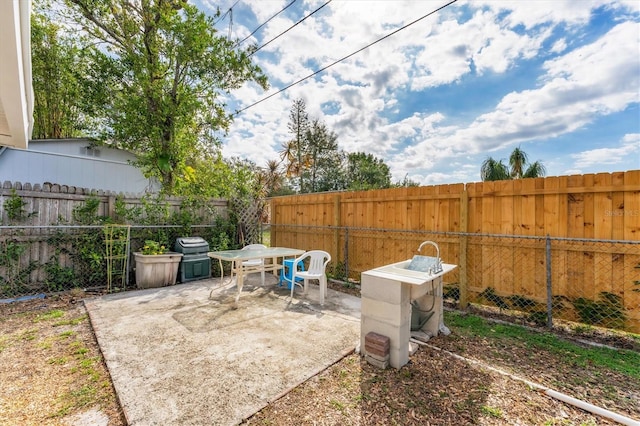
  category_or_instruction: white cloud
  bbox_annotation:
[571,133,640,168]
[215,0,639,185]
[440,20,638,152]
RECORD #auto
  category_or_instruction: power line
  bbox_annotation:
[249,0,332,57]
[235,0,458,115]
[213,0,241,26]
[235,0,298,48]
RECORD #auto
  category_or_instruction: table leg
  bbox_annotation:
[235,260,244,305]
[209,259,226,299]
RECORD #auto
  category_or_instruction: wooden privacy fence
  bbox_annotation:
[0,181,228,225]
[270,171,640,332]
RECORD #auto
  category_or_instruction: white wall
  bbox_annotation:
[0,139,157,194]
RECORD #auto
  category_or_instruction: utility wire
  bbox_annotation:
[249,0,332,57]
[235,0,458,115]
[235,0,298,48]
[214,0,241,26]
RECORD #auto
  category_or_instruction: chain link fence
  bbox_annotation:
[271,224,640,334]
[0,223,246,299]
[3,222,638,333]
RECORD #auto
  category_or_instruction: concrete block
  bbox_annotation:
[365,351,390,363]
[365,354,389,369]
[361,296,411,326]
[361,316,411,355]
[408,341,419,356]
[361,273,410,305]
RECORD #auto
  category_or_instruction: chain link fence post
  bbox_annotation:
[344,227,349,281]
[546,234,553,329]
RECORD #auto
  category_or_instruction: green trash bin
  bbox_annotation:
[174,237,211,283]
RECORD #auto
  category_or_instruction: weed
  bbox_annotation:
[573,292,626,329]
[20,329,38,341]
[48,357,68,365]
[70,341,89,357]
[330,399,345,412]
[53,385,97,417]
[34,309,65,322]
[54,315,86,327]
[481,405,503,418]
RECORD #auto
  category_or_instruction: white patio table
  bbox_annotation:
[207,247,305,304]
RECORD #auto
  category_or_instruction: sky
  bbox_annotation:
[193,0,640,185]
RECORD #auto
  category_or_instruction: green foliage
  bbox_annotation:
[394,174,420,187]
[45,257,78,292]
[480,158,510,181]
[72,197,109,225]
[478,287,510,310]
[508,294,539,311]
[115,194,170,225]
[573,292,626,329]
[527,311,548,326]
[345,152,392,191]
[3,190,37,224]
[327,261,348,281]
[31,7,92,138]
[481,147,546,181]
[63,0,268,194]
[73,232,105,284]
[481,405,503,419]
[0,239,37,296]
[140,241,168,255]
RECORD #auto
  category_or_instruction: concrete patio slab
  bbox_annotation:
[85,276,360,425]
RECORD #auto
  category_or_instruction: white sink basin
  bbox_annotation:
[370,260,456,285]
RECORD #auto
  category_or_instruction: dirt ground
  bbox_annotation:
[1,284,638,426]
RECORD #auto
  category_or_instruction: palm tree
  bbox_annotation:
[481,147,546,181]
[481,158,510,181]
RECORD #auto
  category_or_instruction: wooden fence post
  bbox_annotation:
[107,195,116,220]
[459,188,469,308]
[333,194,341,262]
[270,198,278,246]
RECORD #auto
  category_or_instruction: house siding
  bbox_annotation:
[0,139,156,194]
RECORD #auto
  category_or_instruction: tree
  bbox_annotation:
[481,147,546,181]
[283,98,310,191]
[394,174,420,187]
[31,9,90,138]
[345,152,392,191]
[62,0,268,194]
[303,119,340,193]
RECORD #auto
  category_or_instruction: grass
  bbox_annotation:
[2,305,118,421]
[34,309,65,322]
[444,311,640,379]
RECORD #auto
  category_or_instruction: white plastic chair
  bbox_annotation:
[241,244,267,285]
[290,250,331,304]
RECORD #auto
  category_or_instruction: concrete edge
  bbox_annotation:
[82,298,133,426]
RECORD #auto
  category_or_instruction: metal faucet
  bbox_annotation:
[418,241,442,274]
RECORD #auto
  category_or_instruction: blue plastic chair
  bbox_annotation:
[279,258,305,289]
